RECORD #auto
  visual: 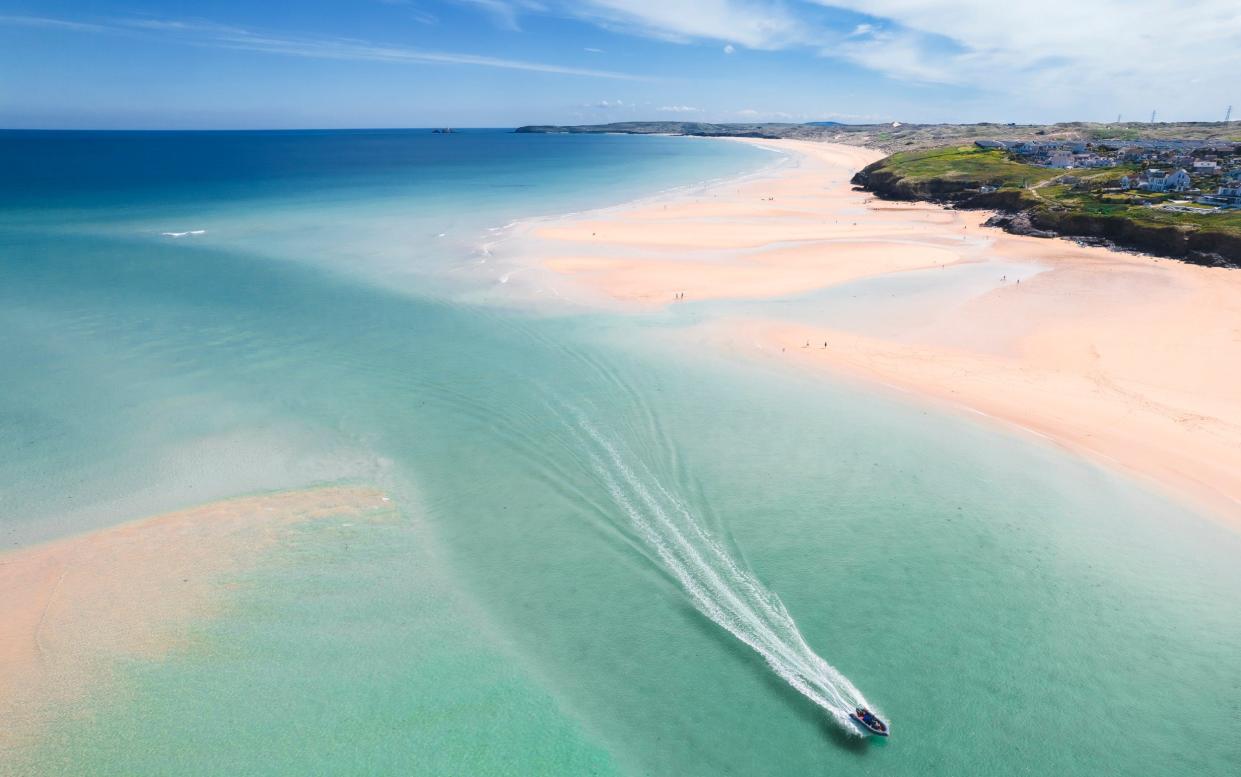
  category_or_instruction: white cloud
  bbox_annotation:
[811,1,1241,113]
[584,46,604,52]
[450,0,547,31]
[657,104,698,112]
[735,108,795,120]
[9,3,1240,121]
[551,1,1241,118]
[0,14,645,81]
[566,1,808,49]
[0,14,108,32]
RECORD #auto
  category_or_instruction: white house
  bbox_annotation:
[1140,169,1168,191]
[1166,169,1192,191]
[1144,169,1191,192]
[1193,159,1220,174]
[1076,154,1114,168]
[1048,149,1074,168]
[1119,175,1132,190]
[1198,181,1241,208]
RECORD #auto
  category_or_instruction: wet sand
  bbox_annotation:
[527,141,989,306]
[531,138,1241,526]
[0,486,393,753]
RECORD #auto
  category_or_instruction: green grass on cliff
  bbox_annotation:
[1049,189,1241,234]
[875,146,1241,240]
[880,146,1061,188]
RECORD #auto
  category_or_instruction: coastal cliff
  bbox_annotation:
[852,153,1241,267]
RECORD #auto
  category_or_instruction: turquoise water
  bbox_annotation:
[3,130,1239,775]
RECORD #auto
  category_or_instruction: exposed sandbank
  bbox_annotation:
[0,486,393,754]
[528,140,986,305]
[531,138,1241,526]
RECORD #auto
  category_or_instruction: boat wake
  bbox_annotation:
[572,415,879,735]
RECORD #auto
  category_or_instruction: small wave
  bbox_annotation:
[161,229,207,238]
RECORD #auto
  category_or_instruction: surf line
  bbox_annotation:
[572,414,881,735]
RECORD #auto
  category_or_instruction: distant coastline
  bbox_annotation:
[518,121,1241,265]
[515,120,1241,153]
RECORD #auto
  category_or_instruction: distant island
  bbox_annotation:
[517,121,1241,265]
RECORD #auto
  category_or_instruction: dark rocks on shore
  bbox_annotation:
[853,161,1241,268]
[984,212,1059,239]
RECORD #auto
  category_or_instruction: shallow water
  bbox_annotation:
[3,130,1239,775]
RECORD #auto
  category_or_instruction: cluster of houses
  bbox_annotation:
[1201,171,1241,207]
[976,139,1116,169]
[974,138,1241,209]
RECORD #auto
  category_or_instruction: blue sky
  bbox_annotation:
[2,1,1238,128]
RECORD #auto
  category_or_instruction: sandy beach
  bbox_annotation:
[529,138,1241,526]
[0,486,393,754]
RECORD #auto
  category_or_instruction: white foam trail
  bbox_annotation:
[575,417,878,735]
[161,229,206,238]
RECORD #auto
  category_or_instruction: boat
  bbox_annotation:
[850,707,890,737]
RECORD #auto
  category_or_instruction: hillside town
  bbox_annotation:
[976,138,1241,209]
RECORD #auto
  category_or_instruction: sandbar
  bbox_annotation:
[531,138,1241,525]
[0,486,393,754]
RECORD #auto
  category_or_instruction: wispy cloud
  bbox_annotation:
[2,13,644,81]
[811,0,1241,107]
[450,0,548,32]
[564,1,809,49]
[0,14,109,33]
[657,104,698,112]
[508,1,1241,117]
[736,108,796,120]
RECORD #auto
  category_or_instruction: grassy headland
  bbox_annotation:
[851,146,1241,265]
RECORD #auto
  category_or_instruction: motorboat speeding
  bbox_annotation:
[850,707,890,737]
